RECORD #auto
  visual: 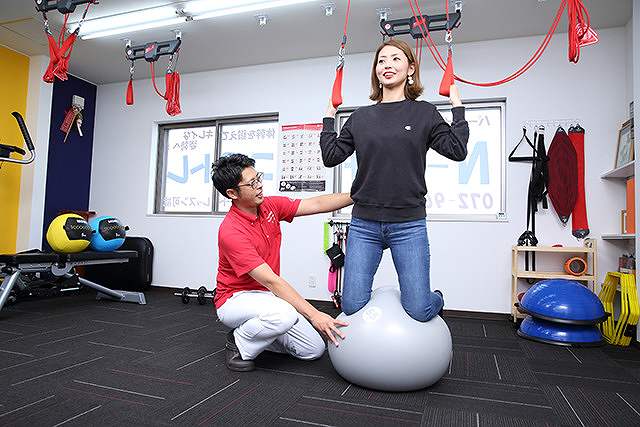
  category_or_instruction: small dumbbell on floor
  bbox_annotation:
[175,286,216,305]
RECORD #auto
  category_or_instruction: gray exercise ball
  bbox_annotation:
[328,286,452,392]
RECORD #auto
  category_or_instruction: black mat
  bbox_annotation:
[1,287,640,426]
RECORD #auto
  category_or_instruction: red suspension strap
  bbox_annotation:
[164,51,181,116]
[40,0,95,83]
[437,0,454,97]
[126,60,135,105]
[149,55,181,116]
[407,0,596,89]
[331,0,351,108]
[125,35,182,116]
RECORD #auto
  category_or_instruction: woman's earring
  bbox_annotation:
[379,82,382,89]
[407,75,414,85]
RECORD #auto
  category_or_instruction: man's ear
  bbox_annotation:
[226,188,239,200]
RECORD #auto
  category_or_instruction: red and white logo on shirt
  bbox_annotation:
[265,211,276,223]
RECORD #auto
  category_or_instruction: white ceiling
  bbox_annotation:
[0,0,633,85]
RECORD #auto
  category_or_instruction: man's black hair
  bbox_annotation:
[211,154,256,199]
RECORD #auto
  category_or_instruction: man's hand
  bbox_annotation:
[310,311,348,347]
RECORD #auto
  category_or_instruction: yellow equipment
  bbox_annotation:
[598,272,639,346]
[46,213,92,253]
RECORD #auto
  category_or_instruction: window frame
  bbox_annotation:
[332,98,507,222]
[154,113,279,216]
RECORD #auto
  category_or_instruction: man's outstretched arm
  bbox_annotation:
[249,263,347,345]
[295,193,352,217]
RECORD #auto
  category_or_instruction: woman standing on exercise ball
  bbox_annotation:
[320,39,469,323]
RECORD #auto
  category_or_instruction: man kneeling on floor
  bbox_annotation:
[212,154,351,372]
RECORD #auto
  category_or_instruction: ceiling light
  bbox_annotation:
[70,0,318,40]
[69,5,180,39]
[81,18,185,40]
[190,0,317,21]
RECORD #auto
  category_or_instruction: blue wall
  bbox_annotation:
[42,75,97,249]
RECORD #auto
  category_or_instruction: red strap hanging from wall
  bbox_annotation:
[568,126,589,238]
[331,0,351,108]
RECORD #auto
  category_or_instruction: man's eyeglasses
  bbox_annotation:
[237,172,264,190]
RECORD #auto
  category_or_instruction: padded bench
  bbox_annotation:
[0,250,146,314]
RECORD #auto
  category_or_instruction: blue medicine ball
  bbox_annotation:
[89,216,128,251]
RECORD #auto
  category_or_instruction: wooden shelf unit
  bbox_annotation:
[511,239,597,322]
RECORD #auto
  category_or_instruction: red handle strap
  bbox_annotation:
[126,79,134,105]
[331,66,344,109]
[438,48,454,97]
[330,0,350,108]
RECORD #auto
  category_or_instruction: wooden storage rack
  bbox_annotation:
[511,239,597,322]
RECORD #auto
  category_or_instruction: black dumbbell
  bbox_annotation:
[181,287,191,304]
[175,286,215,305]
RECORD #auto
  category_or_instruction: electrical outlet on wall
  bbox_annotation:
[308,275,317,288]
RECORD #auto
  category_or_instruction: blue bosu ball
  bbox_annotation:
[518,315,604,346]
[519,279,607,325]
[89,216,127,252]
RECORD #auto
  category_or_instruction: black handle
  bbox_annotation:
[11,112,34,152]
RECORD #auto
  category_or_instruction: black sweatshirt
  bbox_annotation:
[320,99,469,222]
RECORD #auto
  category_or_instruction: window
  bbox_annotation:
[334,100,506,221]
[155,115,278,214]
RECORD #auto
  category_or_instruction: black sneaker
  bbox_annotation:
[434,290,444,318]
[225,330,255,372]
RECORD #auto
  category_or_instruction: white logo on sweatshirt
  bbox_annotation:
[404,125,412,131]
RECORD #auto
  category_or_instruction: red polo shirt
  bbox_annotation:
[215,196,301,309]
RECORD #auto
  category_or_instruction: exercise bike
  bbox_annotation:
[0,112,35,167]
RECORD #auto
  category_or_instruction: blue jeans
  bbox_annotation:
[342,217,443,322]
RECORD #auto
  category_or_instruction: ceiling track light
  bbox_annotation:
[322,2,335,17]
[256,14,269,26]
[377,8,391,22]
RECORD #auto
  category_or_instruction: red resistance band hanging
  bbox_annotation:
[36,0,97,83]
[125,34,182,116]
[568,125,589,238]
[401,0,598,91]
[331,0,351,109]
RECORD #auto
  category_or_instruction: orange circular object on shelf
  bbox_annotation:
[564,257,587,276]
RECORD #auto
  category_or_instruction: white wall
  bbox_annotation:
[16,55,52,251]
[91,27,630,313]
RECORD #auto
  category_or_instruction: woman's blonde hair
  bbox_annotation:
[369,39,423,102]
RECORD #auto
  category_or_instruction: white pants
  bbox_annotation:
[216,290,326,361]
